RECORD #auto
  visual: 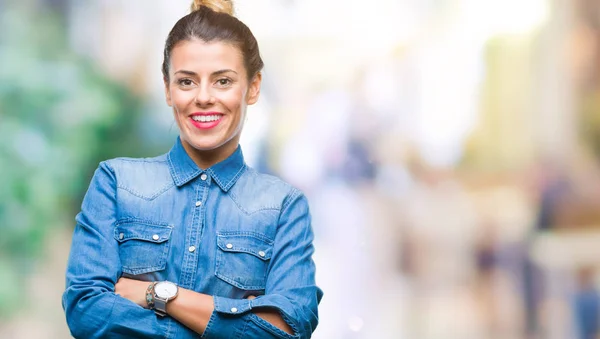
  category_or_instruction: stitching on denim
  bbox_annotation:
[120,243,170,275]
[223,163,247,191]
[217,231,274,244]
[121,264,166,276]
[234,317,250,339]
[226,168,294,214]
[113,157,168,164]
[214,239,268,290]
[227,191,281,215]
[214,271,266,291]
[116,182,174,201]
[103,295,119,335]
[209,169,226,190]
[216,233,274,261]
[280,310,301,336]
[217,247,272,260]
[200,308,217,339]
[113,225,172,245]
[176,183,204,290]
[248,313,298,338]
[208,161,246,192]
[178,169,202,186]
[115,218,174,228]
[281,188,302,211]
[276,188,302,233]
[165,315,172,339]
[167,152,181,185]
[114,220,173,275]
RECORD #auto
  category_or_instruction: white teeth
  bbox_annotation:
[192,115,221,122]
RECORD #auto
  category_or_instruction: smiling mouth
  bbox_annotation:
[192,114,221,123]
[189,114,224,130]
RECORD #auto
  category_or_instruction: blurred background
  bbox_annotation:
[2,0,600,338]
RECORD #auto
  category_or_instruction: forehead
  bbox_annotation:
[170,39,244,73]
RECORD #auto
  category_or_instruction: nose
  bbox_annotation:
[195,84,215,106]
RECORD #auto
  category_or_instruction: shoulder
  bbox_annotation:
[100,154,174,199]
[230,166,305,212]
[102,154,169,177]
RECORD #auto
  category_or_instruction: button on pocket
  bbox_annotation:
[215,232,273,290]
[114,221,173,275]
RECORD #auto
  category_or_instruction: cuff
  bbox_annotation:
[213,296,253,315]
[238,294,301,336]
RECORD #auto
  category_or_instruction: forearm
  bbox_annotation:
[166,288,293,336]
[63,286,162,339]
[166,288,214,334]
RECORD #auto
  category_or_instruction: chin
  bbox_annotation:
[186,135,232,150]
[181,129,239,153]
[187,141,222,152]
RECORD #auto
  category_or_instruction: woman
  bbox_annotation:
[62,1,323,338]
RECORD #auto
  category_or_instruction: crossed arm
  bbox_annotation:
[114,278,292,335]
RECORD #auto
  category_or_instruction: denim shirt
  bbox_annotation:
[62,137,323,339]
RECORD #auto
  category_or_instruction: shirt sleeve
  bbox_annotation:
[202,189,323,339]
[62,161,163,339]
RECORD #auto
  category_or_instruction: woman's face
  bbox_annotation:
[165,39,261,166]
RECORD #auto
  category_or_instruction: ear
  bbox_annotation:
[246,72,262,105]
[164,76,173,107]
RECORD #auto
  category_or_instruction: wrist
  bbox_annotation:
[153,281,179,317]
[146,282,157,309]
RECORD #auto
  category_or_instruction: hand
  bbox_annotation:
[115,277,150,308]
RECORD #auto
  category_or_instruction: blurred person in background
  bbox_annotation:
[61,1,322,338]
[573,267,600,339]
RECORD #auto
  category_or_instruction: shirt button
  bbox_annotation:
[258,251,266,257]
[119,233,124,240]
[188,246,196,253]
[152,234,159,241]
[200,173,208,181]
[231,307,238,313]
[226,243,233,249]
[195,201,202,207]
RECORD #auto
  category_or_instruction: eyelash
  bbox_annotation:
[177,79,194,87]
[176,78,232,87]
[216,78,232,87]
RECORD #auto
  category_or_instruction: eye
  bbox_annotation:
[177,78,194,87]
[216,78,232,87]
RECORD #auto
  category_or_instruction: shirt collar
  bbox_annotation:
[167,137,246,192]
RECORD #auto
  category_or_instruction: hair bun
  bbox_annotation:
[191,0,234,16]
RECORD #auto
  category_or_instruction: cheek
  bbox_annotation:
[222,89,246,113]
[171,91,195,113]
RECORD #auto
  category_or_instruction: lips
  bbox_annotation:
[189,112,224,130]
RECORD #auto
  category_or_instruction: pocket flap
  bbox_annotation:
[114,222,173,244]
[217,233,273,260]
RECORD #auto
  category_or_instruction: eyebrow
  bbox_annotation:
[213,69,238,76]
[173,69,238,76]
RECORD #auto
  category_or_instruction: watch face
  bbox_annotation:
[155,281,178,299]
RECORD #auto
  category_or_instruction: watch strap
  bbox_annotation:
[154,298,168,317]
[145,282,157,309]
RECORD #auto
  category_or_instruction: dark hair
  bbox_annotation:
[162,5,263,81]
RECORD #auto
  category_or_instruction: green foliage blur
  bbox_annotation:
[0,3,156,317]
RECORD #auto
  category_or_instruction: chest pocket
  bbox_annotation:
[215,232,273,290]
[114,221,173,275]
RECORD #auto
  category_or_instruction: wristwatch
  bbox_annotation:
[152,281,179,317]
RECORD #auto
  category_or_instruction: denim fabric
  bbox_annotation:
[62,137,323,339]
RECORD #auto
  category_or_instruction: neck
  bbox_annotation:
[181,137,239,170]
